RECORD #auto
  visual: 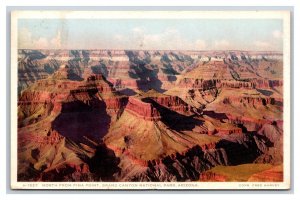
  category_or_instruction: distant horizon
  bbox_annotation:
[18,18,283,51]
[18,48,283,53]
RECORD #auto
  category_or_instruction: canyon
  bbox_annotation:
[17,49,284,182]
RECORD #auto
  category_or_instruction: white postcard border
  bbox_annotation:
[10,10,291,190]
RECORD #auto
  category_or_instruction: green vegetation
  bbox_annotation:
[205,164,274,181]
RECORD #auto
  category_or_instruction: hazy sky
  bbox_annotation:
[18,19,283,51]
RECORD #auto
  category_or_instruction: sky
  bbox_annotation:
[18,19,283,51]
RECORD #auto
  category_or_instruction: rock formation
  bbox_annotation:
[17,49,284,182]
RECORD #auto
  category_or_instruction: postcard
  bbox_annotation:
[11,10,291,189]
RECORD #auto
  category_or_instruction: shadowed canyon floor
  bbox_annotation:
[17,49,283,182]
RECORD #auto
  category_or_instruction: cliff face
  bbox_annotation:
[127,146,228,181]
[122,131,268,181]
[149,95,192,114]
[177,78,283,90]
[125,97,161,121]
[18,72,126,179]
[18,49,283,95]
[177,79,219,89]
[17,82,72,127]
[18,57,60,94]
[222,96,282,107]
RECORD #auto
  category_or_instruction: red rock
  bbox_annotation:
[199,172,227,182]
[125,97,161,121]
[17,49,284,182]
[81,163,90,173]
[150,95,192,114]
